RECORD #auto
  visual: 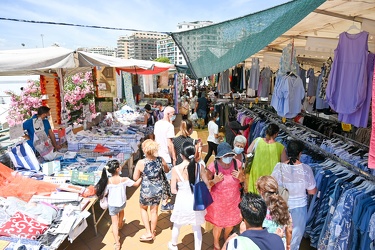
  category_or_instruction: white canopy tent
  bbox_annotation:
[0,46,174,76]
[0,46,174,124]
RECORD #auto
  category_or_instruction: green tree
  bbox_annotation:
[154,57,171,64]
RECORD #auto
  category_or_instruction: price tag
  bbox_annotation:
[329,205,335,215]
[282,117,286,123]
[249,102,253,108]
[341,123,352,132]
[255,97,259,104]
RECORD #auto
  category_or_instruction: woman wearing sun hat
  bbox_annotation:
[205,142,245,250]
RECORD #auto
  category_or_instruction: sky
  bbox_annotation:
[0,0,291,103]
[0,0,290,50]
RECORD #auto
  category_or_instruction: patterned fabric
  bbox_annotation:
[122,72,136,109]
[139,157,164,206]
[278,43,298,76]
[0,211,48,240]
[8,142,40,171]
[319,57,333,99]
[369,212,375,241]
[326,188,362,250]
[262,209,291,248]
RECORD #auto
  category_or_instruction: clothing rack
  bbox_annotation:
[239,105,375,183]
[300,111,339,125]
[332,132,369,150]
[252,106,330,140]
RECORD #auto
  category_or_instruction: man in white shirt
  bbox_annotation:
[153,106,176,211]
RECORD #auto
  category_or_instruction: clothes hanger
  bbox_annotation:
[346,22,361,34]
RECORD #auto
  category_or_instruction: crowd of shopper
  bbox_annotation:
[94,93,317,250]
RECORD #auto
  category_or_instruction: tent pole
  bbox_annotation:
[56,68,67,126]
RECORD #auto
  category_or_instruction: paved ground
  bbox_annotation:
[58,128,314,250]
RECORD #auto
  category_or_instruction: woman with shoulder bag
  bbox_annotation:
[272,140,317,250]
[247,124,287,194]
[168,141,210,250]
[133,139,170,242]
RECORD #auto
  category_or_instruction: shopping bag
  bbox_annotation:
[190,112,198,121]
[193,181,213,211]
[193,163,213,211]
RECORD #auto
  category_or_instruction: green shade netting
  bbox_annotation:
[171,0,326,79]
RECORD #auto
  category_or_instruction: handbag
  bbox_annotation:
[99,196,108,210]
[161,159,172,200]
[180,106,189,115]
[244,138,260,174]
[193,164,213,211]
[99,191,108,210]
[278,166,289,204]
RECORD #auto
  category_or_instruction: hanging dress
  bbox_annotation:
[326,31,369,114]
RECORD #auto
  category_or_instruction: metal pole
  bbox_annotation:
[41,34,44,48]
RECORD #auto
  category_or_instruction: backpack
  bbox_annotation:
[226,236,260,250]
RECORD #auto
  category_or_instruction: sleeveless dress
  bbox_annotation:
[139,157,164,206]
[170,166,206,226]
[205,160,242,227]
[326,31,369,114]
[248,138,284,194]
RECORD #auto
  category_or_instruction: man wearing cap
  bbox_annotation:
[153,100,165,121]
[154,106,176,211]
[205,142,245,250]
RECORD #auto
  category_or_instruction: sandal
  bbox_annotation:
[139,234,154,242]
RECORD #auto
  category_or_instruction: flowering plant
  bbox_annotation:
[63,72,96,124]
[5,80,42,127]
[5,71,96,126]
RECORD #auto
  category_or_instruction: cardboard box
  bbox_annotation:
[41,160,61,176]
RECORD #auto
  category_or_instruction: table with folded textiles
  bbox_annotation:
[0,163,91,249]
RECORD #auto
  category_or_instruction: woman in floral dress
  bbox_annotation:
[133,139,170,242]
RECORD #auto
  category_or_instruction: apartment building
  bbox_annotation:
[157,21,213,65]
[117,32,168,60]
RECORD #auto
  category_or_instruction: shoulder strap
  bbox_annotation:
[214,160,219,175]
[233,159,238,171]
[195,163,201,184]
